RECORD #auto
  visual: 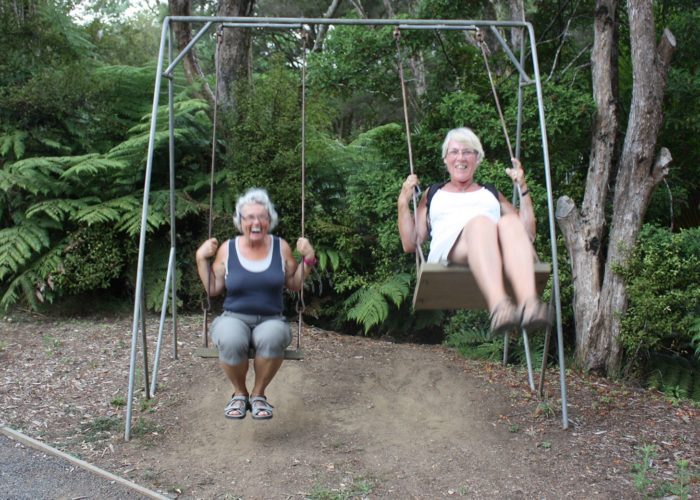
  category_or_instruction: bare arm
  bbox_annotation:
[397,174,429,253]
[502,158,537,242]
[283,237,316,292]
[195,238,228,297]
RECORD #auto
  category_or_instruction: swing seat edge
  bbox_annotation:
[412,261,551,311]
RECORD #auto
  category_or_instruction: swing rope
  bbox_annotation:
[200,27,309,355]
[394,27,525,279]
[294,28,311,353]
[475,29,524,200]
[393,28,425,269]
[202,28,224,348]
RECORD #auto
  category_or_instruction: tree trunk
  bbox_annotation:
[217,0,256,113]
[168,0,214,104]
[556,0,675,375]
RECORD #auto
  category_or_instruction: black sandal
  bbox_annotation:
[489,298,519,337]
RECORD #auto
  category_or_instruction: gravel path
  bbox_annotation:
[0,429,168,499]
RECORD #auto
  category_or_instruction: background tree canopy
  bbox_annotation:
[1,0,698,394]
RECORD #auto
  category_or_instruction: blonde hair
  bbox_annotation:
[441,127,485,163]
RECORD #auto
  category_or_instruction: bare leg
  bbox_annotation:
[250,356,284,418]
[497,213,537,306]
[221,359,249,396]
[449,216,508,311]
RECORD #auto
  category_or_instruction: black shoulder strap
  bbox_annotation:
[483,183,499,201]
[426,182,447,237]
[426,181,447,213]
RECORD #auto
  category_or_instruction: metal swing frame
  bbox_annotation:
[124,16,568,441]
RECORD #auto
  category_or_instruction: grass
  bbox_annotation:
[631,444,697,499]
[42,334,61,355]
[80,415,121,442]
[307,474,375,500]
[534,400,556,419]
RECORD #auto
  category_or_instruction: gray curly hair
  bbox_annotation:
[233,188,279,232]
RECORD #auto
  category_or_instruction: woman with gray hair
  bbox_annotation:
[195,188,316,420]
[397,127,550,336]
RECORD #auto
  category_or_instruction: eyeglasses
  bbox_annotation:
[241,214,269,223]
[447,149,478,158]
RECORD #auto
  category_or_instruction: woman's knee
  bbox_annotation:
[462,216,498,247]
[211,316,250,364]
[498,213,525,236]
[252,319,291,358]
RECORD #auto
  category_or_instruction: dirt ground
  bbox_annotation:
[0,312,698,499]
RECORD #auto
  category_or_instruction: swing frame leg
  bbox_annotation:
[521,328,536,391]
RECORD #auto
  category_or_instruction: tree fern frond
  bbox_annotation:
[0,225,50,280]
[26,198,98,222]
[74,204,122,225]
[1,156,76,195]
[72,195,141,227]
[117,206,167,236]
[0,237,66,311]
[34,137,71,154]
[346,287,389,334]
[60,157,128,180]
[318,249,341,271]
[128,99,210,135]
[174,191,205,218]
[377,273,412,307]
[0,130,28,159]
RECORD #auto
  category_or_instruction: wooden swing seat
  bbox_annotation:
[194,347,304,360]
[412,261,551,310]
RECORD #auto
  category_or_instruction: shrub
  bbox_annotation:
[619,225,700,360]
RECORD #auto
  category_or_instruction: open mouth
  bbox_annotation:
[251,226,262,234]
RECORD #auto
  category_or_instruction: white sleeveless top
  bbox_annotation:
[427,187,501,263]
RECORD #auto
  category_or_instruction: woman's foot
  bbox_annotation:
[250,395,274,420]
[224,394,249,419]
[519,297,552,332]
[489,298,519,337]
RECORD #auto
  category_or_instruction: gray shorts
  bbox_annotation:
[210,311,292,366]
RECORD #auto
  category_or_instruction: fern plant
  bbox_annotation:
[345,274,412,334]
[0,89,215,311]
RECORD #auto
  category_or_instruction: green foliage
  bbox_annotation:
[0,60,213,311]
[645,353,700,403]
[618,225,700,358]
[52,224,128,295]
[631,443,696,499]
[345,274,412,334]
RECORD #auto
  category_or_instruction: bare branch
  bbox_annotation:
[383,0,395,18]
[547,16,574,81]
[556,43,592,79]
[651,147,672,183]
[350,0,367,18]
[312,0,343,52]
[657,28,676,68]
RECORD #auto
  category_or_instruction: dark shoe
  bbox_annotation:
[224,394,249,419]
[489,298,519,337]
[250,395,274,420]
[519,297,552,332]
